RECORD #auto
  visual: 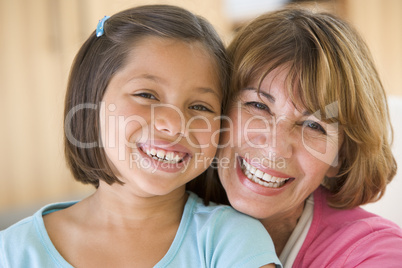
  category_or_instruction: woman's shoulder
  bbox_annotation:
[314,186,402,231]
[296,186,402,266]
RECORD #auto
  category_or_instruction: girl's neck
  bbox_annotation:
[43,182,188,267]
[83,182,188,228]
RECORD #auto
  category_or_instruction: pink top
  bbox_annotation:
[294,186,402,267]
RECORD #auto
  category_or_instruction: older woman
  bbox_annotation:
[192,7,402,267]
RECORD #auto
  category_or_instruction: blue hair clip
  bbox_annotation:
[96,15,110,37]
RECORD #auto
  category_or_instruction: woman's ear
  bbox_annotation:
[325,153,343,178]
[326,134,345,178]
[326,164,340,178]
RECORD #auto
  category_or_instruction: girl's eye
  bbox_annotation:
[190,105,213,113]
[244,101,272,114]
[134,92,158,100]
[304,120,327,135]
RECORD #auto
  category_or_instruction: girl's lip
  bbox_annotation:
[136,145,190,173]
[242,157,292,178]
[137,140,192,155]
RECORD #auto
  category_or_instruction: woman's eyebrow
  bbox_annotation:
[244,87,275,103]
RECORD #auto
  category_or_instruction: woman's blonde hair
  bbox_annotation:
[227,7,397,209]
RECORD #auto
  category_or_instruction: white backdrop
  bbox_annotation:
[363,95,402,227]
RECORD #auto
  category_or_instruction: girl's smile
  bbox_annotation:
[135,141,192,173]
[100,36,222,197]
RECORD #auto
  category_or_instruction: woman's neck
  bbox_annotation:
[259,202,305,256]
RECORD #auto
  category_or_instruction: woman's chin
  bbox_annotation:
[227,194,273,220]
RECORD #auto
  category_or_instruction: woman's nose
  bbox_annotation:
[153,104,186,137]
[247,116,293,159]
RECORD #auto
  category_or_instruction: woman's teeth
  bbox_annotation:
[241,159,289,188]
[145,147,184,164]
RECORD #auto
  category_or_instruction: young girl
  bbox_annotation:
[0,5,281,268]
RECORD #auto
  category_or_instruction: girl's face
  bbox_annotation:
[218,66,342,222]
[101,36,221,198]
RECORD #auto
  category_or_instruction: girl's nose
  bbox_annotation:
[153,104,186,137]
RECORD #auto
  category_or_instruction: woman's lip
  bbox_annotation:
[242,157,293,178]
[236,157,294,196]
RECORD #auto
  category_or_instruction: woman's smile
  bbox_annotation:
[218,66,342,219]
[240,158,293,188]
[235,156,295,197]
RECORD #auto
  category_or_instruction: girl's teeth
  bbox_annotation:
[166,152,174,161]
[142,146,185,164]
[174,155,181,163]
[156,150,165,159]
[241,159,289,188]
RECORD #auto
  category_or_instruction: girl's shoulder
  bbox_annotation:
[186,191,277,252]
[1,201,77,235]
[0,202,77,268]
[187,191,252,221]
[162,192,282,268]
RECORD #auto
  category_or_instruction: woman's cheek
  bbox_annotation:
[301,131,341,167]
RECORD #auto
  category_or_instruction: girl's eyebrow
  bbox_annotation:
[128,73,164,84]
[244,87,275,103]
[198,87,221,99]
[128,74,220,98]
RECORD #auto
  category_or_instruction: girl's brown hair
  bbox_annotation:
[64,5,230,188]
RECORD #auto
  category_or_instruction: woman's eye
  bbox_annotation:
[244,101,271,113]
[134,92,157,100]
[304,120,327,135]
[190,105,213,113]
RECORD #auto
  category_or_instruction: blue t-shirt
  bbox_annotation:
[0,192,281,267]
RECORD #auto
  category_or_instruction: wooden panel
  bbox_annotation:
[0,0,94,211]
[0,0,227,211]
[342,0,402,96]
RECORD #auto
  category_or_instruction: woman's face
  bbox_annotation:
[218,67,343,221]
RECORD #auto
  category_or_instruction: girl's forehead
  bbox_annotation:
[128,37,219,77]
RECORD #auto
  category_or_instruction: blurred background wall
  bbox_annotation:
[1,0,401,229]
